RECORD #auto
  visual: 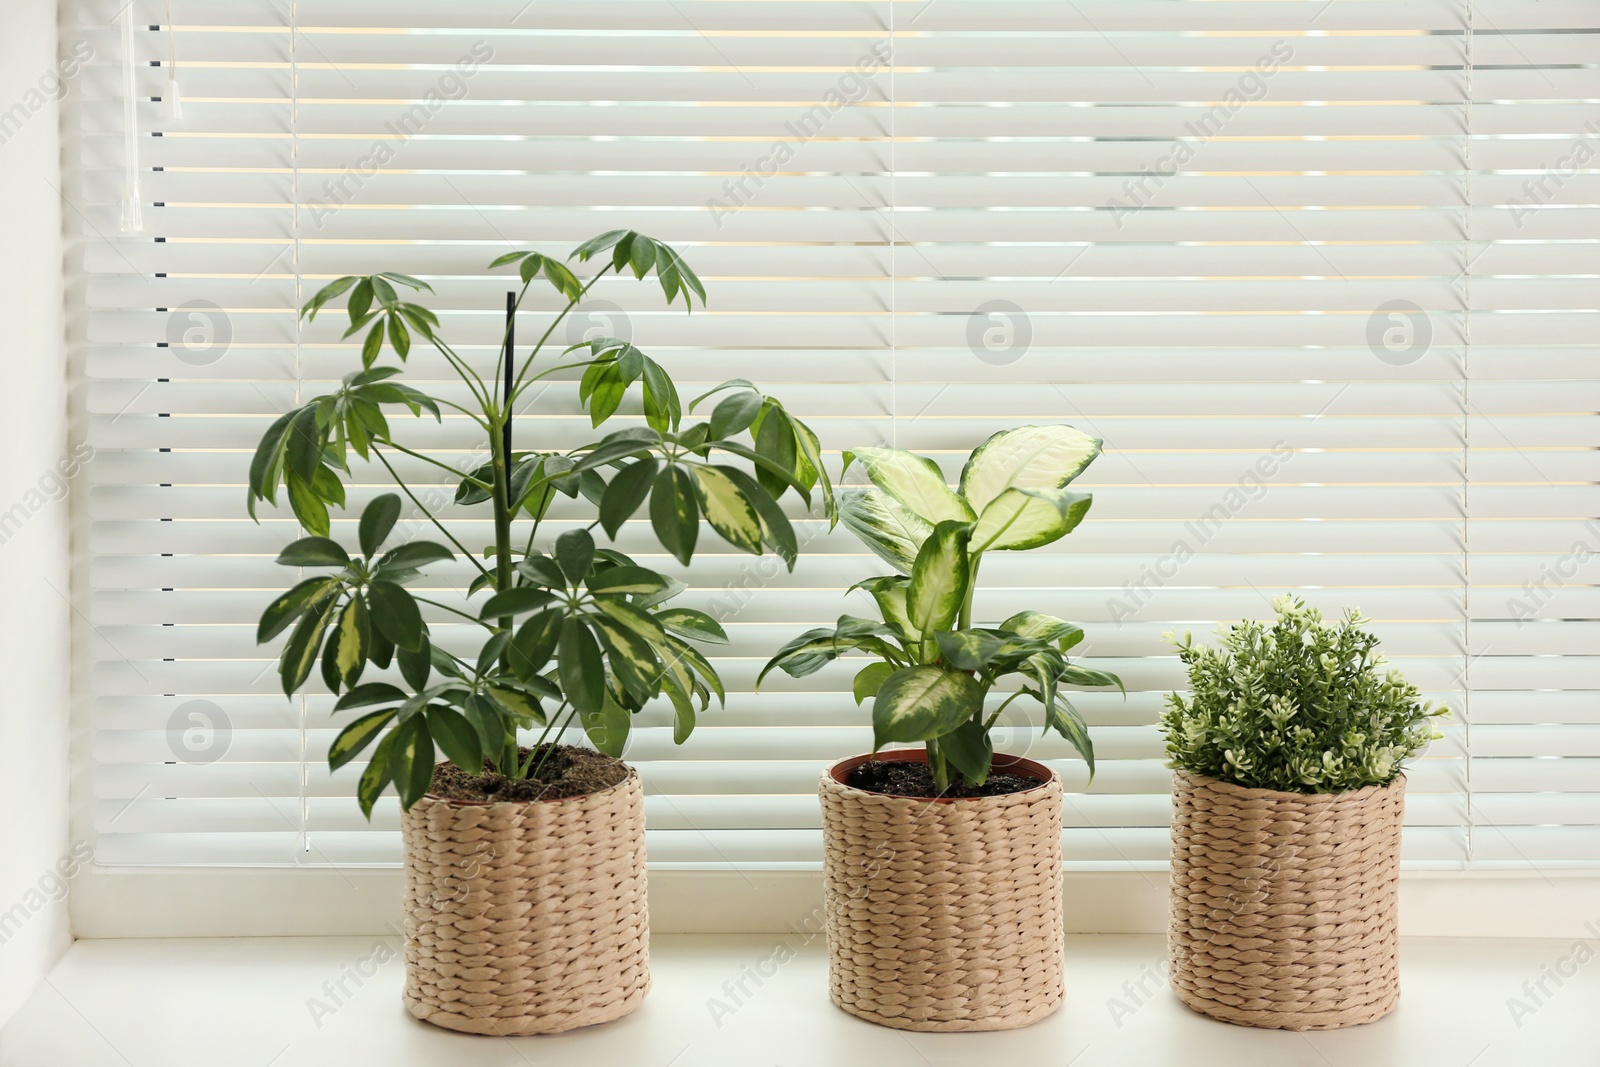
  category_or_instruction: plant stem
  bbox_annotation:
[959,552,982,631]
[509,271,609,400]
[984,688,1027,731]
[425,336,491,409]
[379,439,493,490]
[372,447,490,579]
[522,485,555,558]
[520,703,579,780]
[926,737,949,793]
[411,595,493,628]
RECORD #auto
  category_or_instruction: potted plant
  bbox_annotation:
[1161,596,1446,1031]
[760,425,1121,1031]
[247,230,834,1035]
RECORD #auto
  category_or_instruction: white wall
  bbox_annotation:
[0,0,73,1028]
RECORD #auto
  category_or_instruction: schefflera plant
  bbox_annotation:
[760,425,1121,791]
[248,230,835,816]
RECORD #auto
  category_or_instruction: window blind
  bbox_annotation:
[66,0,1598,871]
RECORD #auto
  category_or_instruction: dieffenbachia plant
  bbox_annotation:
[759,425,1119,791]
[249,231,835,815]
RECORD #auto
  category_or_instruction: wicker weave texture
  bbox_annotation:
[1168,769,1405,1031]
[399,766,650,1035]
[818,755,1065,1032]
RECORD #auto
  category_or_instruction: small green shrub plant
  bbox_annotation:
[1161,595,1446,793]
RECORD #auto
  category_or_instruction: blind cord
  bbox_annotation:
[161,0,182,119]
[118,4,142,233]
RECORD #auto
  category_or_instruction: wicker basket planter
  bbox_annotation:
[1168,768,1406,1031]
[398,764,650,1035]
[818,750,1065,1032]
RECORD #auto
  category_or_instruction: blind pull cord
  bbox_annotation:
[119,3,142,233]
[162,0,182,120]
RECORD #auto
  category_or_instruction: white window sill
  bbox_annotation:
[3,934,1593,1066]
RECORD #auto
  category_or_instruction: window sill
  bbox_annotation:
[2,934,1591,1066]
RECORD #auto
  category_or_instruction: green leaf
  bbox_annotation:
[285,471,330,538]
[586,566,671,596]
[347,277,374,323]
[935,629,1008,671]
[589,614,663,704]
[790,415,833,523]
[508,608,563,682]
[570,229,630,263]
[329,708,396,772]
[335,597,368,687]
[838,489,932,574]
[389,715,436,810]
[907,520,972,635]
[688,379,758,412]
[586,365,627,427]
[481,686,539,730]
[1043,689,1094,774]
[425,706,483,774]
[386,315,410,361]
[1000,611,1084,652]
[1060,664,1125,695]
[310,464,346,509]
[517,554,567,588]
[872,666,985,748]
[247,410,295,509]
[358,493,402,557]
[942,717,995,785]
[367,580,424,652]
[650,464,699,566]
[334,682,408,712]
[599,458,658,539]
[854,574,918,641]
[320,615,346,693]
[368,625,395,670]
[844,446,974,525]
[665,636,724,706]
[709,391,763,439]
[463,693,509,751]
[300,275,356,320]
[691,466,763,555]
[555,528,595,585]
[397,630,431,690]
[715,464,799,570]
[579,693,631,758]
[970,486,1093,554]
[853,661,896,705]
[257,577,341,643]
[475,632,511,676]
[756,625,901,686]
[752,405,799,500]
[377,540,454,571]
[280,593,341,696]
[356,728,396,819]
[361,322,385,368]
[959,424,1102,514]
[284,406,324,487]
[640,357,681,432]
[479,587,558,619]
[488,250,530,268]
[558,617,606,714]
[654,608,728,645]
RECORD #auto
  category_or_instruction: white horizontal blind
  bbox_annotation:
[64,0,1598,871]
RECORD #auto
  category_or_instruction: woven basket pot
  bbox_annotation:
[1168,769,1406,1031]
[818,750,1065,1032]
[398,764,650,1035]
